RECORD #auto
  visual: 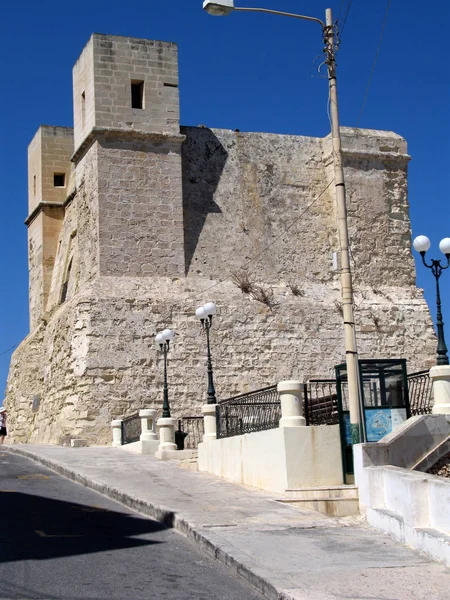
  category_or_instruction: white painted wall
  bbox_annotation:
[354,444,450,566]
[198,425,343,494]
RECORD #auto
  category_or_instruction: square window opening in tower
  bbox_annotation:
[54,173,66,187]
[131,80,144,109]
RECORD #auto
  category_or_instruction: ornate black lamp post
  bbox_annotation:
[155,328,175,417]
[196,302,217,404]
[413,236,450,366]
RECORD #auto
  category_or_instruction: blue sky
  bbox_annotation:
[0,0,449,397]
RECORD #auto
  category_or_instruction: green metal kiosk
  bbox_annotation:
[336,359,411,483]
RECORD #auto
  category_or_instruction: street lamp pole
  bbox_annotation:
[155,329,175,418]
[413,236,450,366]
[203,1,362,442]
[196,302,218,404]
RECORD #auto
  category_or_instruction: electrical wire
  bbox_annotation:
[356,0,392,126]
[0,344,19,358]
[337,0,347,23]
[338,0,354,40]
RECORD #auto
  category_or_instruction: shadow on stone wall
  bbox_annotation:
[181,127,227,276]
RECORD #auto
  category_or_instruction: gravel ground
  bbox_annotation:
[428,451,450,478]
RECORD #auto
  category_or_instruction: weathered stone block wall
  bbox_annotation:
[46,144,100,311]
[73,36,95,151]
[5,276,436,446]
[27,214,45,331]
[96,133,185,277]
[5,34,439,446]
[182,126,412,289]
[182,127,329,282]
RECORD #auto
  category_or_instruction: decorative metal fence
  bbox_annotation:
[178,417,205,449]
[408,370,433,415]
[216,385,281,439]
[121,413,141,445]
[304,379,339,426]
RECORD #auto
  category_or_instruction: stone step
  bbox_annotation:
[277,485,359,517]
[283,485,358,500]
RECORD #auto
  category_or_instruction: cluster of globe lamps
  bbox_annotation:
[154,302,217,417]
[413,236,450,366]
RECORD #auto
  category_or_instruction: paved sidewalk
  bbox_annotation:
[5,444,450,600]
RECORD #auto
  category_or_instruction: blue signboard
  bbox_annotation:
[343,408,407,443]
[365,408,392,441]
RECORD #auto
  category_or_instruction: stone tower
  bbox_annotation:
[5,34,438,445]
[26,126,74,329]
[71,34,185,283]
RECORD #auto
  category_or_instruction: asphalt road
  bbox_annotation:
[0,452,264,600]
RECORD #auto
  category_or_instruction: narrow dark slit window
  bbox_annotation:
[60,259,72,304]
[163,82,178,88]
[81,91,86,128]
[54,173,65,187]
[131,80,144,109]
[33,175,36,195]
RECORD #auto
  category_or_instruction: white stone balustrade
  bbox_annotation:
[139,409,158,441]
[430,365,450,415]
[201,403,217,442]
[277,380,306,427]
[111,419,123,447]
[156,417,178,455]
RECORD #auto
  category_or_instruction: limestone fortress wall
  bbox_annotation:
[5,34,436,445]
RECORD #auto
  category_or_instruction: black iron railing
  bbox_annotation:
[121,413,141,445]
[216,385,280,439]
[408,370,433,415]
[304,379,339,426]
[178,417,205,449]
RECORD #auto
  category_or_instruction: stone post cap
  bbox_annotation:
[277,380,304,394]
[430,365,450,378]
[157,417,177,427]
[111,419,123,427]
[139,409,157,418]
[201,403,217,415]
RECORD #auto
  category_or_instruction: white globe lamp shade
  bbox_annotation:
[203,0,234,16]
[439,238,450,256]
[413,235,431,253]
[161,328,174,342]
[155,333,164,345]
[196,306,206,319]
[203,302,217,316]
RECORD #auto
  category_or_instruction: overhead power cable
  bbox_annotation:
[0,344,19,358]
[338,0,354,40]
[356,0,392,125]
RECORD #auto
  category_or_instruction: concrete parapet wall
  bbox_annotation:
[198,425,343,494]
[356,414,450,470]
[354,418,450,566]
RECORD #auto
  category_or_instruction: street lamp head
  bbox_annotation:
[203,301,217,316]
[161,328,175,342]
[413,235,431,255]
[196,306,207,320]
[155,332,164,348]
[439,237,450,258]
[203,0,234,16]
